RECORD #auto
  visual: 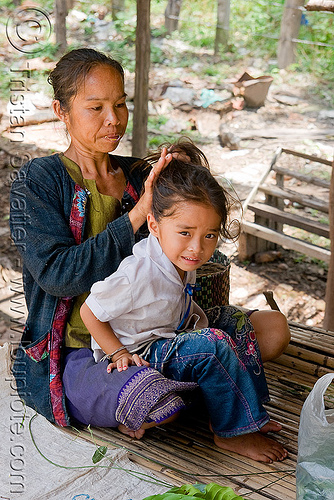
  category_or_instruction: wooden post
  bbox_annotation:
[55,0,67,53]
[277,0,305,69]
[323,159,334,332]
[214,0,230,55]
[132,0,150,158]
[165,0,182,34]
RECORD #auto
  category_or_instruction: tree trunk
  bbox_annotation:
[214,0,230,55]
[67,0,75,11]
[323,159,334,332]
[55,0,67,54]
[112,0,125,20]
[132,0,150,158]
[277,0,304,69]
[165,0,182,34]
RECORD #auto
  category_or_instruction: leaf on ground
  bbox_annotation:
[92,445,108,464]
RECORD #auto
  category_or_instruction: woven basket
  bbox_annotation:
[193,250,230,310]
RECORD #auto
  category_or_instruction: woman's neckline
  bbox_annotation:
[59,153,127,199]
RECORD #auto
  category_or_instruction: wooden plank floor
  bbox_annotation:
[62,321,334,499]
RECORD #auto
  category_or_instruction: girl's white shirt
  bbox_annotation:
[86,233,208,362]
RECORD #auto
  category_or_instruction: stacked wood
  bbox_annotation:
[305,0,334,11]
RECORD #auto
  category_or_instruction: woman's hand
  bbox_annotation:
[107,351,150,373]
[128,147,172,234]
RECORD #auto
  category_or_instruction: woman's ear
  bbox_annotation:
[147,212,160,237]
[52,100,67,123]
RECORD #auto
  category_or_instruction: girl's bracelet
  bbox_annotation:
[100,346,128,362]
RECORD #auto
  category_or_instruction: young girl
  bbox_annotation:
[80,139,290,463]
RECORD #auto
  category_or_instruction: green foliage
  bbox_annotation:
[171,1,216,50]
[293,254,328,270]
[127,114,133,135]
[151,44,165,64]
[148,134,179,148]
[319,217,329,225]
[148,115,169,128]
[0,62,11,100]
[104,39,136,72]
[152,27,168,39]
[155,0,332,88]
[294,230,330,250]
[113,12,137,43]
[169,0,284,58]
[92,446,108,464]
[204,65,220,77]
[295,45,334,81]
[26,42,60,61]
[308,208,329,223]
[147,115,194,148]
[143,482,245,500]
[0,0,17,8]
[84,25,94,37]
[1,0,332,108]
[299,11,333,44]
[147,128,201,149]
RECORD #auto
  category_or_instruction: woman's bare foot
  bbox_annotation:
[118,423,146,439]
[213,432,288,463]
[260,420,282,434]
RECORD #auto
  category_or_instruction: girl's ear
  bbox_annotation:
[147,213,160,237]
[52,100,67,123]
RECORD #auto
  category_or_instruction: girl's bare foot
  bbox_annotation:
[260,420,282,433]
[118,412,180,439]
[118,423,145,439]
[213,432,288,463]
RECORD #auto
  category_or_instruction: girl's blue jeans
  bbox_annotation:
[144,305,270,438]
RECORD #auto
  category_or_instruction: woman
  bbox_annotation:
[10,48,290,463]
[10,48,189,430]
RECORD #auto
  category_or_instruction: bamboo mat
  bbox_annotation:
[62,321,334,499]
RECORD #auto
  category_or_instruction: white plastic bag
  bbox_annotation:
[296,373,334,500]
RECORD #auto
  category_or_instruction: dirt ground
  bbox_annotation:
[0,57,333,345]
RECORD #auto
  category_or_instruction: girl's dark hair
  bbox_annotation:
[47,48,124,112]
[144,138,240,241]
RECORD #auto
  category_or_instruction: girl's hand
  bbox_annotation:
[107,352,150,373]
[128,147,172,233]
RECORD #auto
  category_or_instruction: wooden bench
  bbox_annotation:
[64,320,334,499]
[239,148,332,263]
